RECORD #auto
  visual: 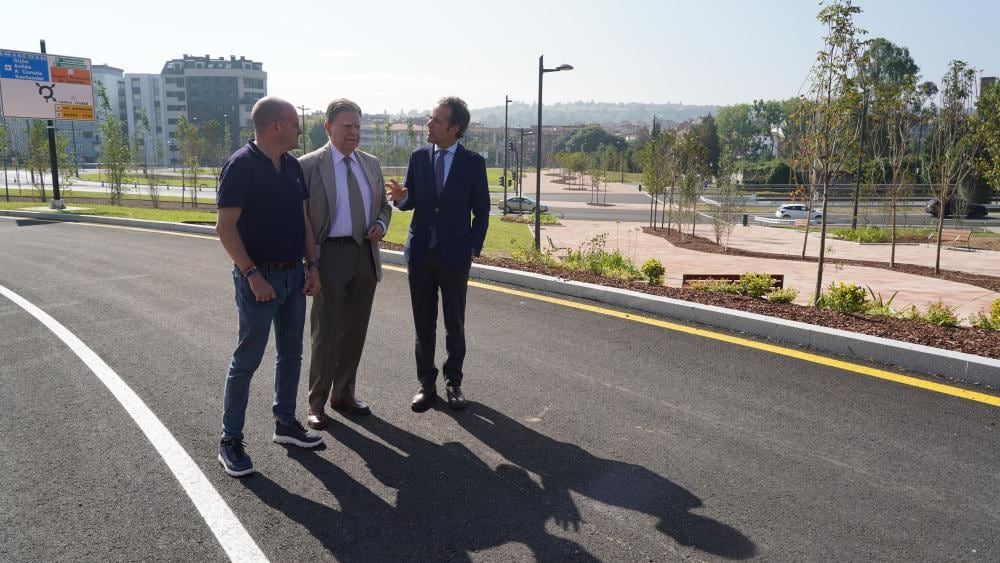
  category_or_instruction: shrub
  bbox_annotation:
[765,287,798,303]
[641,258,665,285]
[691,279,742,294]
[968,312,995,330]
[818,282,868,313]
[992,299,1000,326]
[901,305,922,321]
[739,272,777,298]
[923,302,959,327]
[561,233,643,281]
[511,243,557,266]
[864,286,899,317]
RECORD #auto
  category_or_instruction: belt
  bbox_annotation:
[256,261,300,271]
[326,236,366,244]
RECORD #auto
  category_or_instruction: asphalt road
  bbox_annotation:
[2,217,998,562]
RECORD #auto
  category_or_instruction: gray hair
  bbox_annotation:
[325,98,362,124]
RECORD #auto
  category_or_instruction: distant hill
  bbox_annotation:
[469,101,718,127]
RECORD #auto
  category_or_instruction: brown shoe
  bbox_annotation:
[306,408,329,430]
[411,386,437,413]
[331,396,371,416]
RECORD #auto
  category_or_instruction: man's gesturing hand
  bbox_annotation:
[385,179,408,202]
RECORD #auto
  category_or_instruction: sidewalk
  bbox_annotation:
[535,172,1000,318]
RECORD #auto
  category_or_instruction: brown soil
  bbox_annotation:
[641,227,1000,293]
[379,241,1000,361]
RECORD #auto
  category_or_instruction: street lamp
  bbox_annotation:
[535,55,573,249]
[502,95,512,215]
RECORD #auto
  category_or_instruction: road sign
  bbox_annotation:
[0,48,94,121]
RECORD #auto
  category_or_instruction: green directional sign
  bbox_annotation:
[54,56,87,69]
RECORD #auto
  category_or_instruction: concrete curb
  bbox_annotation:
[5,209,998,388]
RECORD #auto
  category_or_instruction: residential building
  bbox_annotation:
[124,73,168,167]
[160,54,266,165]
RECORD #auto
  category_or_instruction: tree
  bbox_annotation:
[870,65,928,267]
[689,115,720,175]
[0,120,10,201]
[848,37,920,227]
[803,0,866,305]
[977,82,1000,194]
[556,126,626,154]
[176,115,203,208]
[923,60,980,273]
[95,81,132,205]
[26,120,50,201]
[716,104,765,166]
[637,131,672,229]
[675,133,710,237]
[711,167,745,249]
[751,99,786,157]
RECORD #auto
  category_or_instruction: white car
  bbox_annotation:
[498,196,548,214]
[775,204,822,221]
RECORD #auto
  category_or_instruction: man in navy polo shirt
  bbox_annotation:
[215,96,324,477]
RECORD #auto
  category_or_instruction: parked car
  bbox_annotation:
[774,203,822,221]
[924,198,988,218]
[499,196,548,213]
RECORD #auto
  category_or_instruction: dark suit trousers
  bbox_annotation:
[407,249,471,389]
[308,238,377,411]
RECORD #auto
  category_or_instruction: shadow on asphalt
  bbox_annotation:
[241,403,755,560]
[15,219,60,228]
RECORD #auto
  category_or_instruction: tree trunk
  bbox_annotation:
[813,177,832,306]
[889,193,898,268]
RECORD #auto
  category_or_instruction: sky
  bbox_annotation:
[3,0,997,114]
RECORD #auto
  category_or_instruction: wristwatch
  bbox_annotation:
[305,260,320,270]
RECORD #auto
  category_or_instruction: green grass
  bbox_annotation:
[1,187,215,204]
[601,170,641,183]
[385,211,533,255]
[0,200,217,223]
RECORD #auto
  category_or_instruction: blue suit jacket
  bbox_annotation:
[399,143,491,265]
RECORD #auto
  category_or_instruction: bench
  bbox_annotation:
[681,273,784,289]
[929,228,972,250]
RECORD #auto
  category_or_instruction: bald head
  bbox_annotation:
[252,96,295,137]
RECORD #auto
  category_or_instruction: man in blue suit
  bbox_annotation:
[386,96,490,412]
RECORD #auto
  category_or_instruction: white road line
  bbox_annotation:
[0,284,268,563]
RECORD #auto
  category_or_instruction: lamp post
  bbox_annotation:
[296,105,309,152]
[535,55,573,249]
[502,95,512,216]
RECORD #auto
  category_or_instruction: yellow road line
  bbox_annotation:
[4,216,994,408]
[384,264,1000,408]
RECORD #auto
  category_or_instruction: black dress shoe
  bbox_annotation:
[445,384,466,410]
[411,386,437,412]
[331,396,371,416]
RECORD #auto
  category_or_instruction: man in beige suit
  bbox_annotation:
[299,98,392,429]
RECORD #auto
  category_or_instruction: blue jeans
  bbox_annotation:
[221,265,305,440]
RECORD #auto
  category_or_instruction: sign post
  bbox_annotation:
[0,41,94,209]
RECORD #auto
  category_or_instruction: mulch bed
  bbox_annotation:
[380,240,1000,360]
[641,227,1000,293]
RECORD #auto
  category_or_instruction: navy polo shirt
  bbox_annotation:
[217,141,309,263]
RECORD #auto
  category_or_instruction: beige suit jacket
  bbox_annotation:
[299,143,392,281]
